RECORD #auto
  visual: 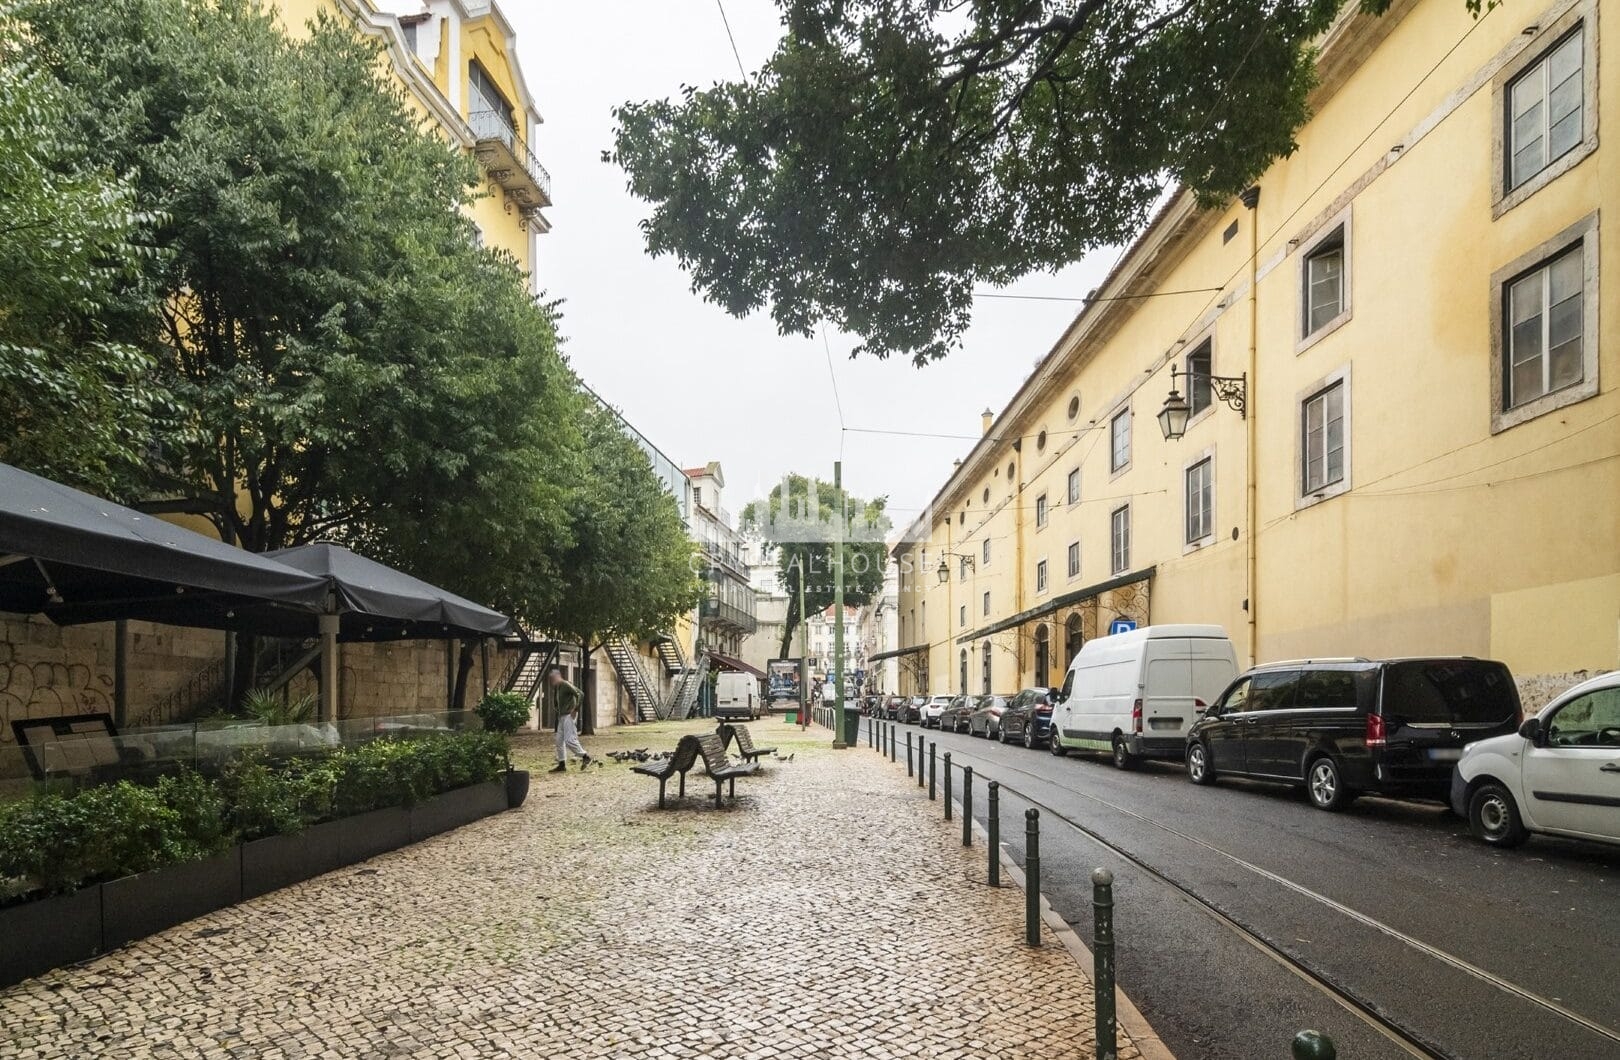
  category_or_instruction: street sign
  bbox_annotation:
[1108,619,1138,635]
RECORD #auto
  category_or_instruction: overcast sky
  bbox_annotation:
[512,1,1119,525]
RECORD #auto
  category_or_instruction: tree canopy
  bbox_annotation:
[741,474,890,658]
[613,0,1411,364]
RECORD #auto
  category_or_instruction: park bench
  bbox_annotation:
[695,732,760,808]
[632,735,702,809]
[718,723,776,763]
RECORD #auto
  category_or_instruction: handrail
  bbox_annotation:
[467,108,552,202]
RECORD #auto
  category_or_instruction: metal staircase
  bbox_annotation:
[605,636,661,722]
[501,639,558,705]
[137,636,316,728]
[653,635,686,675]
[665,652,707,721]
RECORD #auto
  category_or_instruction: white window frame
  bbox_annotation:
[1492,5,1598,218]
[1490,211,1600,433]
[1109,408,1133,477]
[1067,540,1081,580]
[1035,493,1049,530]
[1066,467,1080,506]
[1295,206,1352,352]
[1035,558,1049,595]
[1184,449,1216,551]
[982,590,990,616]
[1295,366,1353,510]
[1110,504,1131,575]
[982,538,990,565]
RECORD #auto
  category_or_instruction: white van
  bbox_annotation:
[714,672,761,721]
[1051,624,1237,769]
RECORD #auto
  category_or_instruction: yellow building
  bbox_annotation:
[272,0,551,267]
[891,0,1618,709]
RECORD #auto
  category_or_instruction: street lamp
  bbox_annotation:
[936,552,975,584]
[1158,365,1248,441]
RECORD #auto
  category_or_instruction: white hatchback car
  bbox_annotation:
[923,695,952,727]
[1452,670,1620,848]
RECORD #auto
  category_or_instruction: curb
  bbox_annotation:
[896,741,1177,1060]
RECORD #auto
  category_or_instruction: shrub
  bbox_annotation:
[475,691,531,734]
[241,688,318,727]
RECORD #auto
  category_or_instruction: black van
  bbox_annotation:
[1184,658,1522,811]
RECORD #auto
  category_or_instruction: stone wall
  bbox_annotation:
[1515,672,1595,713]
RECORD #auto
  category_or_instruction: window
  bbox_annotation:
[1067,541,1080,579]
[1185,457,1213,545]
[1302,226,1345,338]
[960,604,966,628]
[960,555,971,580]
[982,539,990,565]
[1491,214,1598,432]
[1546,687,1620,747]
[1064,613,1083,662]
[1110,505,1130,574]
[960,650,969,694]
[982,591,990,616]
[1301,381,1346,496]
[982,642,992,694]
[1185,341,1212,417]
[1036,559,1048,594]
[1507,29,1584,192]
[1505,245,1584,409]
[1037,430,1048,451]
[468,61,514,130]
[1110,410,1132,473]
[1035,494,1048,528]
[692,487,702,509]
[1067,396,1080,420]
[1033,625,1050,687]
[921,601,926,636]
[1066,468,1080,505]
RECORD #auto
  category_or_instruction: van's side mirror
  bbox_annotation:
[1518,717,1543,745]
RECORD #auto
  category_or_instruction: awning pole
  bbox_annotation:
[319,613,340,724]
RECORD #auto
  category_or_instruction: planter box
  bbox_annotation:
[0,885,102,987]
[337,805,412,865]
[102,850,241,950]
[409,780,506,842]
[241,832,311,899]
[302,817,349,878]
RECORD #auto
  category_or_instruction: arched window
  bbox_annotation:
[959,649,968,694]
[1065,613,1083,667]
[981,641,992,694]
[1033,625,1050,688]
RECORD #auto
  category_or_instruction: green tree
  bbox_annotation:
[740,474,890,658]
[0,13,162,496]
[612,0,1429,364]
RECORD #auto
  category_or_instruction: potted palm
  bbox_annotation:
[475,691,532,808]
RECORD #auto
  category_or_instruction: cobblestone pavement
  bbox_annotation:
[1,715,1145,1059]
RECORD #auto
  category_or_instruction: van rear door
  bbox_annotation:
[1142,639,1238,748]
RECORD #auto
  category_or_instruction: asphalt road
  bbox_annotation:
[871,718,1620,1060]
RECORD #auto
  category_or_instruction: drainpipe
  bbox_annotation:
[1012,438,1025,683]
[1241,185,1262,668]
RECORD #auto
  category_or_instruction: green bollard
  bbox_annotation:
[943,753,953,820]
[1025,809,1041,947]
[929,743,936,800]
[1093,868,1116,1060]
[988,782,1000,886]
[1291,1031,1337,1060]
[962,766,973,847]
[918,742,925,788]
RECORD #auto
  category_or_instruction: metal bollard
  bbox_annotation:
[906,732,914,777]
[987,782,1000,886]
[1093,868,1116,1059]
[943,753,953,820]
[1025,809,1041,947]
[890,724,897,762]
[928,743,936,800]
[918,742,925,788]
[962,766,973,847]
[1291,1031,1336,1060]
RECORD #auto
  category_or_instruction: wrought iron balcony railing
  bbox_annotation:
[467,108,552,209]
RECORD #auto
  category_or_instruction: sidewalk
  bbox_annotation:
[0,715,1151,1059]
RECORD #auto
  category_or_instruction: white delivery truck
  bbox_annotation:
[1051,624,1237,769]
[714,671,761,721]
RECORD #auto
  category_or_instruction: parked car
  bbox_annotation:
[901,696,927,724]
[968,694,1011,739]
[881,694,907,719]
[938,694,975,734]
[1452,670,1620,848]
[1186,656,1522,811]
[714,671,761,721]
[1000,687,1059,748]
[923,695,953,728]
[1052,624,1238,768]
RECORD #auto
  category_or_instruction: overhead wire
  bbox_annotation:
[713,0,747,79]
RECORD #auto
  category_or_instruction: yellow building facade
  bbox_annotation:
[892,0,1618,708]
[272,0,550,269]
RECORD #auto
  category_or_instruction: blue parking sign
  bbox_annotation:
[1108,619,1138,635]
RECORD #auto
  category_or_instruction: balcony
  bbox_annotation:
[700,598,757,636]
[468,109,552,213]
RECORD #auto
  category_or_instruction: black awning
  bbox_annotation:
[265,543,514,641]
[955,566,1154,643]
[868,643,929,663]
[707,651,765,679]
[0,463,331,629]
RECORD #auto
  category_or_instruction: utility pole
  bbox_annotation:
[797,551,809,730]
[832,461,848,748]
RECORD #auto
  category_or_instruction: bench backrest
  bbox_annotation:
[669,734,702,773]
[696,731,738,772]
[729,725,759,755]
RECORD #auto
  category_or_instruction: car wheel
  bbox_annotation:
[1050,733,1068,757]
[1306,756,1350,811]
[1023,725,1035,750]
[1111,735,1136,771]
[1186,741,1216,785]
[1468,782,1529,847]
[998,723,1010,744]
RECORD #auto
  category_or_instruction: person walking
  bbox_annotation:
[547,668,592,773]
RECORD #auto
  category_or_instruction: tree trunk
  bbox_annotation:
[579,636,596,736]
[451,640,476,710]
